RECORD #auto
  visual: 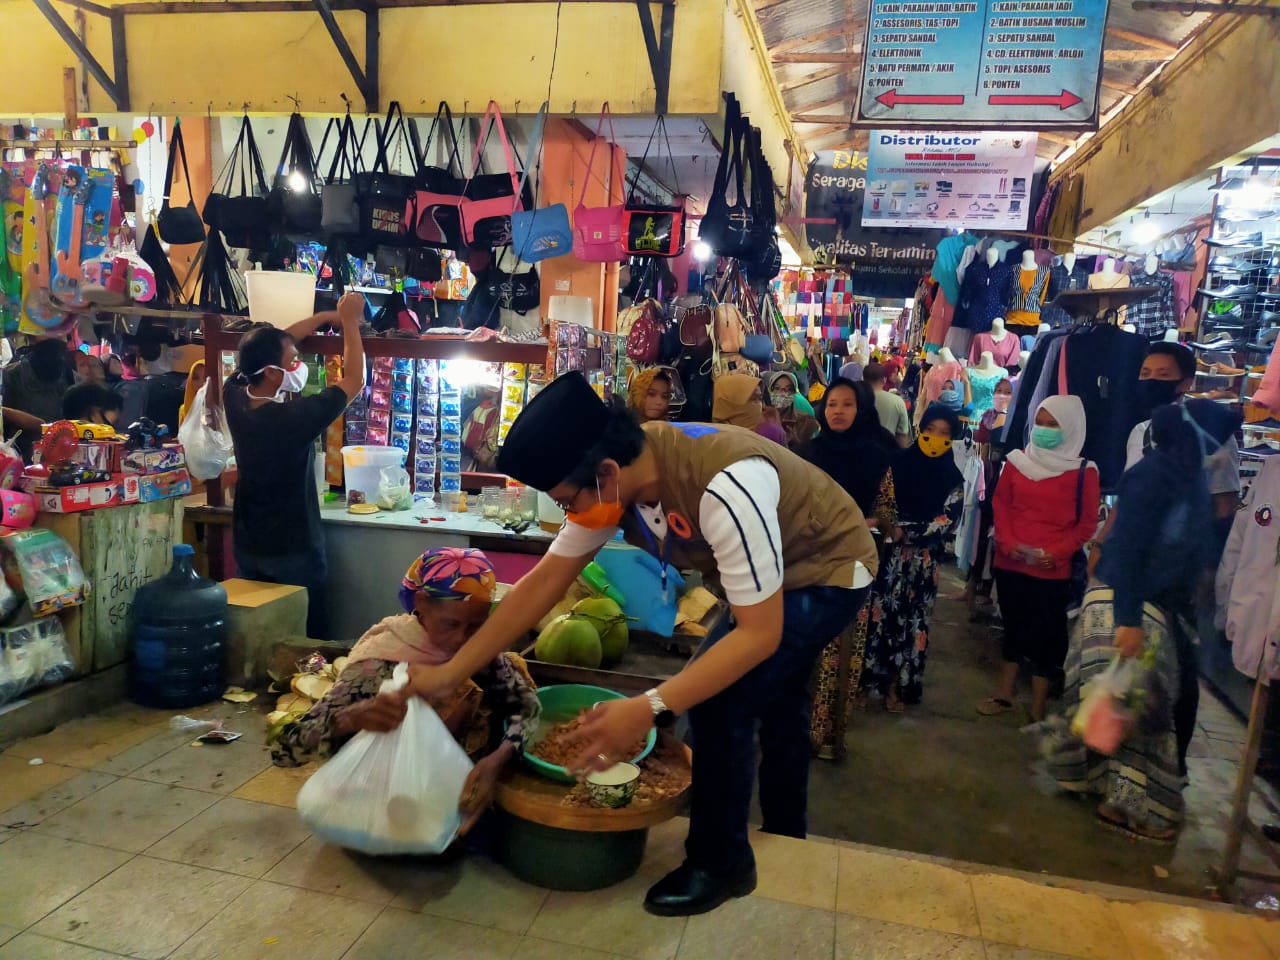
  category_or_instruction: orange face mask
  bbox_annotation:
[567,477,626,530]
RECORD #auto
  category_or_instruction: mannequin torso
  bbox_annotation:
[1087,257,1131,320]
[989,318,1008,342]
[1006,257,1051,332]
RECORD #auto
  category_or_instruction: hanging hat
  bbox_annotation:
[399,547,497,613]
[496,371,610,490]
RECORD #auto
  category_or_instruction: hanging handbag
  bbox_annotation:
[358,102,420,247]
[457,101,526,248]
[482,247,540,315]
[267,113,324,237]
[321,114,363,236]
[204,114,269,249]
[405,248,443,283]
[698,99,754,258]
[572,103,627,263]
[139,221,185,306]
[741,127,782,282]
[407,102,468,251]
[679,304,714,359]
[621,116,687,259]
[510,102,572,263]
[371,290,418,333]
[157,119,206,245]
[191,229,246,313]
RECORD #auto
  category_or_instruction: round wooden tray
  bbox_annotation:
[495,731,691,833]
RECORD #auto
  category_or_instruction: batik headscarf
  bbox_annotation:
[399,547,497,613]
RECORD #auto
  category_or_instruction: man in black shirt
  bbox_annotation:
[225,292,366,638]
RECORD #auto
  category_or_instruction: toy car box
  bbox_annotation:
[122,443,186,476]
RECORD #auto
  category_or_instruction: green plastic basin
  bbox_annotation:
[519,683,657,783]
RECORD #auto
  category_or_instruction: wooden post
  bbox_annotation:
[63,67,78,131]
[1220,677,1270,892]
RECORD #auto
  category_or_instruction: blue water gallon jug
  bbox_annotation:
[131,544,228,708]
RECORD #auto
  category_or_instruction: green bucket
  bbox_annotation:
[519,683,657,783]
[498,812,649,891]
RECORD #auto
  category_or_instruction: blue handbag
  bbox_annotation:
[509,102,572,263]
[512,203,572,262]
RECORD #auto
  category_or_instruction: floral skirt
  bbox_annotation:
[810,605,870,752]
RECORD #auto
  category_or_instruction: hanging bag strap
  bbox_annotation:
[325,113,361,184]
[463,100,520,197]
[164,119,196,204]
[372,101,421,177]
[707,98,740,208]
[238,115,268,197]
[578,102,618,208]
[419,101,464,176]
[512,101,549,214]
[626,114,681,204]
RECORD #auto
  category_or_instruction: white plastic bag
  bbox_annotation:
[178,382,233,481]
[296,663,474,855]
[375,466,412,511]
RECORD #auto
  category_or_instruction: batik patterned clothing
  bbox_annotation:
[269,652,541,767]
[1040,587,1185,834]
[811,473,897,752]
[862,486,963,703]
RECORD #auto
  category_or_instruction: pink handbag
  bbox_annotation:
[572,103,626,263]
[457,101,524,248]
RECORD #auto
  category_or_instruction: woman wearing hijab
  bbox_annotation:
[713,373,788,445]
[807,379,898,755]
[980,395,1100,722]
[765,371,819,452]
[270,547,541,836]
[1042,405,1208,841]
[178,359,208,427]
[628,368,674,424]
[862,404,966,712]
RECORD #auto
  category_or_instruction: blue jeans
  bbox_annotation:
[234,548,328,639]
[685,584,868,873]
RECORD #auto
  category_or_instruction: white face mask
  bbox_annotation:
[248,361,308,402]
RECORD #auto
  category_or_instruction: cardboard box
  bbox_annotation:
[137,469,191,503]
[122,444,186,476]
[36,479,120,514]
[118,474,141,504]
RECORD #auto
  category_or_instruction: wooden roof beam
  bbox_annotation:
[787,90,854,112]
[779,66,844,93]
[769,19,864,55]
[792,113,854,124]
[1103,48,1174,61]
[773,52,860,64]
[1105,26,1181,54]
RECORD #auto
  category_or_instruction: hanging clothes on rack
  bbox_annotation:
[1003,321,1146,488]
[1216,455,1280,680]
[955,259,1014,334]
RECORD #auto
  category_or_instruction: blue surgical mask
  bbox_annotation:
[938,389,962,409]
[1031,425,1064,450]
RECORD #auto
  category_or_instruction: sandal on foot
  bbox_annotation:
[978,697,1014,716]
[1096,804,1177,844]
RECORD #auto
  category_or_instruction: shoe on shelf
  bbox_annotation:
[1200,284,1258,299]
[1205,231,1263,248]
[644,861,758,917]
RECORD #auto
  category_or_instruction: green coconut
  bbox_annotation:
[535,614,603,668]
[571,597,630,664]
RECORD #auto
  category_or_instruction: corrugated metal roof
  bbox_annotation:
[759,0,1215,161]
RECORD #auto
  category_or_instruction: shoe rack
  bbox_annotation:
[1193,161,1280,406]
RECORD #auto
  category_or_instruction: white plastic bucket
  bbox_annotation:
[246,271,317,330]
[341,446,407,501]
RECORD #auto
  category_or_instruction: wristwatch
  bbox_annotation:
[644,688,677,728]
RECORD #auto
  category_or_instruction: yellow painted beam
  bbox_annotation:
[0,0,724,116]
[1053,4,1280,234]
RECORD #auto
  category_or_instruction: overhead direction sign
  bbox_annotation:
[856,0,1110,128]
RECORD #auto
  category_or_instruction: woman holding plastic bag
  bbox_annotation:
[1041,405,1210,842]
[273,548,540,848]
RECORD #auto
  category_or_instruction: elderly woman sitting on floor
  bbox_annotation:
[269,547,540,828]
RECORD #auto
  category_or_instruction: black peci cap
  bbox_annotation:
[496,371,610,491]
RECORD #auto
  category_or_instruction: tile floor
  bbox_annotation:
[2,699,1279,960]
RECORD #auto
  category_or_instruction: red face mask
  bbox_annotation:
[567,477,625,530]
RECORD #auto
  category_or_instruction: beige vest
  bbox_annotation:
[619,422,879,592]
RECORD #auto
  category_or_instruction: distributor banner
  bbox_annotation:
[856,0,1109,128]
[804,148,945,299]
[861,130,1038,230]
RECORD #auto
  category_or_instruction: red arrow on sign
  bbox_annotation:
[875,90,966,108]
[988,90,1084,110]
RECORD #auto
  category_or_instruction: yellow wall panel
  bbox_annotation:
[0,0,723,118]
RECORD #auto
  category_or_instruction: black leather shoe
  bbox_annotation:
[1200,283,1257,299]
[644,861,758,917]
